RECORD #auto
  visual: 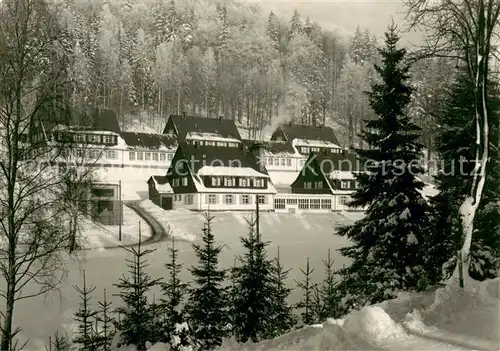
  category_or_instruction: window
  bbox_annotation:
[216,142,227,147]
[311,147,320,152]
[91,188,114,197]
[74,134,85,142]
[153,153,159,161]
[174,195,181,201]
[207,194,217,204]
[286,158,292,166]
[129,151,136,161]
[301,147,310,154]
[321,199,332,210]
[228,142,239,147]
[168,153,174,160]
[205,141,216,146]
[314,181,323,189]
[181,177,188,186]
[240,195,251,204]
[172,178,180,187]
[280,158,286,166]
[257,195,266,204]
[105,150,117,159]
[341,181,349,189]
[137,152,144,161]
[304,181,312,189]
[298,198,309,209]
[103,135,114,144]
[274,198,286,210]
[89,135,100,143]
[253,178,264,187]
[212,177,221,186]
[76,149,84,158]
[286,198,297,205]
[265,157,270,165]
[239,178,249,187]
[185,194,194,205]
[159,153,166,161]
[310,199,321,209]
[274,158,280,166]
[145,152,151,161]
[340,196,349,205]
[89,149,100,159]
[225,194,234,204]
[224,177,235,187]
[167,129,174,135]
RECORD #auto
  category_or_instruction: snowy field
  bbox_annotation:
[78,204,153,250]
[14,207,361,349]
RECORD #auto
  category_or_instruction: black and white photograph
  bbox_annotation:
[0,0,499,349]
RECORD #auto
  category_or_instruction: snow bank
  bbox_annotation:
[138,200,197,242]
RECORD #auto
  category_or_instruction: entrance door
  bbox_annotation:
[161,196,173,210]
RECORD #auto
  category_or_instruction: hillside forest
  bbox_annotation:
[58,0,454,151]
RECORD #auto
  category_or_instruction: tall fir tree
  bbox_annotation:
[429,67,500,282]
[314,249,341,321]
[335,23,430,311]
[265,246,297,339]
[160,237,190,349]
[73,270,100,351]
[186,213,229,351]
[96,289,115,351]
[295,257,316,326]
[114,231,162,351]
[231,214,275,343]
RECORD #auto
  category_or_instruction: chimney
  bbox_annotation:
[182,111,186,118]
[251,142,265,172]
[288,121,292,127]
[219,115,223,122]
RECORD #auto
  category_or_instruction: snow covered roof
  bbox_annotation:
[293,138,341,149]
[191,173,277,194]
[197,166,270,178]
[119,132,177,150]
[51,124,119,135]
[164,114,242,141]
[268,171,300,186]
[274,123,341,146]
[330,170,356,180]
[148,175,173,193]
[185,132,241,143]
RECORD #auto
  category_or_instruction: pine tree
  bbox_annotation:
[114,230,162,351]
[267,11,280,50]
[96,289,115,351]
[335,23,430,309]
[289,9,302,38]
[314,249,340,321]
[46,332,71,351]
[73,270,99,351]
[231,214,275,343]
[265,246,297,339]
[429,67,500,282]
[186,213,229,351]
[295,257,316,326]
[160,237,190,348]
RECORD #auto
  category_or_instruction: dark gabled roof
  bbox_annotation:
[148,175,167,184]
[241,139,296,155]
[307,151,361,173]
[175,142,266,174]
[164,114,242,141]
[119,132,177,149]
[279,123,340,146]
[91,109,121,133]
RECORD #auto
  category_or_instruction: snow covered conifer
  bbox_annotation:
[335,23,430,308]
[96,289,115,351]
[114,230,162,351]
[73,270,99,351]
[314,249,341,320]
[231,214,275,343]
[159,237,190,348]
[429,67,500,281]
[185,212,229,351]
[295,257,316,326]
[265,246,297,338]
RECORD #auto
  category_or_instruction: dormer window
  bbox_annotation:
[89,135,100,143]
[311,147,320,152]
[253,178,264,187]
[341,181,349,189]
[216,142,227,147]
[212,177,221,186]
[74,134,85,143]
[103,135,114,144]
[239,178,249,187]
[223,177,235,187]
[301,147,310,154]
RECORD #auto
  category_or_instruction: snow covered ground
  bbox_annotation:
[122,278,500,351]
[75,204,153,250]
[14,208,359,349]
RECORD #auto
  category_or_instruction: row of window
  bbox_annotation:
[211,177,265,188]
[186,140,239,148]
[304,181,324,189]
[265,157,294,167]
[171,177,188,187]
[72,133,117,144]
[274,196,349,210]
[129,151,174,162]
[205,194,267,205]
[299,146,343,154]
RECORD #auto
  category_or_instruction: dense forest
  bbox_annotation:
[56,0,454,150]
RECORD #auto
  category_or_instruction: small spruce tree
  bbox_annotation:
[265,246,297,339]
[295,257,316,326]
[231,213,275,343]
[335,23,430,309]
[186,212,229,351]
[46,331,71,351]
[313,249,341,321]
[114,228,162,350]
[160,237,190,349]
[96,289,115,351]
[73,270,99,351]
